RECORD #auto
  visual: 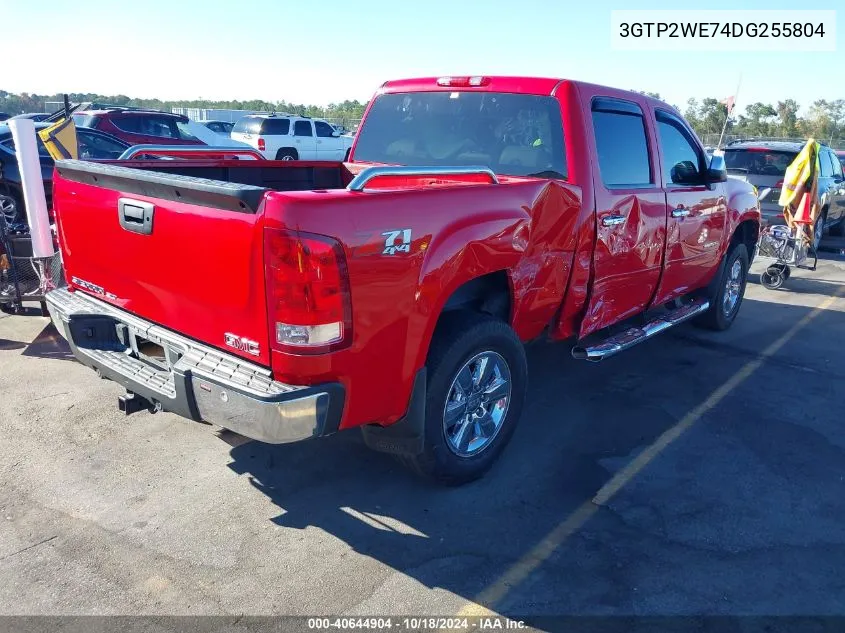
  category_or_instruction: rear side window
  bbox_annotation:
[591,98,651,187]
[314,121,335,138]
[831,153,844,178]
[232,117,263,135]
[724,149,798,177]
[260,119,290,135]
[820,151,833,178]
[72,114,98,128]
[112,115,177,138]
[294,121,313,137]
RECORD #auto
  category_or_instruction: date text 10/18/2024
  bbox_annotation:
[307,617,527,630]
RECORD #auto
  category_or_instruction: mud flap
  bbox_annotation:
[360,368,426,456]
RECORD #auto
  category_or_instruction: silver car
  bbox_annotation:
[724,140,845,249]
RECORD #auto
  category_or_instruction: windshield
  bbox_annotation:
[353,91,567,179]
[724,149,798,177]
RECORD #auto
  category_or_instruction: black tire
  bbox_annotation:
[275,148,298,161]
[694,242,749,331]
[399,312,528,486]
[830,216,845,237]
[813,211,826,251]
[761,265,786,290]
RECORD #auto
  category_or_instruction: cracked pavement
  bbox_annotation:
[1,251,844,619]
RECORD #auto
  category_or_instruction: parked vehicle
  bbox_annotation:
[198,120,235,135]
[45,75,760,485]
[0,122,131,224]
[231,113,354,160]
[0,113,10,122]
[175,120,253,150]
[837,150,845,172]
[72,109,204,147]
[8,113,52,122]
[724,140,845,249]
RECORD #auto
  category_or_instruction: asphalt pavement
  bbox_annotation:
[1,246,844,626]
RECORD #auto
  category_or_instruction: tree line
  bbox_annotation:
[3,89,844,146]
[638,91,844,146]
[0,91,368,125]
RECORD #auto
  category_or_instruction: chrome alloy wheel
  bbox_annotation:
[442,351,512,457]
[723,258,744,317]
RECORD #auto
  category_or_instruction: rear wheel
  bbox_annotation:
[694,242,749,331]
[399,312,527,485]
[830,215,845,237]
[275,148,298,161]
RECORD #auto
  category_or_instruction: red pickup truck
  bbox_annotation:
[46,76,760,485]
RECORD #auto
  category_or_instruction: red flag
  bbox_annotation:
[720,96,735,114]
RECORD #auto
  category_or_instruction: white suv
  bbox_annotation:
[230,114,354,161]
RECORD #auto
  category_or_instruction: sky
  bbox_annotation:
[0,0,840,115]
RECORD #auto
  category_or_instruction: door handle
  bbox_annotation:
[118,198,154,235]
[601,214,625,227]
[671,207,691,218]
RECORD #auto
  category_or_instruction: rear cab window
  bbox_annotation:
[353,91,566,179]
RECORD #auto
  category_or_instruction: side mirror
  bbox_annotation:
[670,160,701,185]
[706,154,727,184]
[331,130,340,137]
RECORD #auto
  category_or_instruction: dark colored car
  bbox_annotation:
[724,140,845,249]
[73,109,205,147]
[0,113,10,122]
[0,122,131,224]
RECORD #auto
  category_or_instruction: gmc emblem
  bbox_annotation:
[224,333,260,356]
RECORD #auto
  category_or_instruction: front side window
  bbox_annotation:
[77,131,127,159]
[315,121,335,138]
[353,91,566,179]
[656,111,703,186]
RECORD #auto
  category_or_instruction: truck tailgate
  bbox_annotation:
[53,160,273,366]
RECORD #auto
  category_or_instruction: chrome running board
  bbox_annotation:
[571,298,710,362]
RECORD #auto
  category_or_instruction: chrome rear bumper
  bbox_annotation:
[45,287,344,444]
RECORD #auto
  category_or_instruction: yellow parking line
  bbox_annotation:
[457,288,844,616]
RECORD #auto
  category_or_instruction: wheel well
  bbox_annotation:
[440,271,511,324]
[732,219,759,256]
[276,147,298,158]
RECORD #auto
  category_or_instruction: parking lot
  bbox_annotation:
[1,245,844,622]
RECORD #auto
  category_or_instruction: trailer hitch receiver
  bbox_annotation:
[118,391,153,415]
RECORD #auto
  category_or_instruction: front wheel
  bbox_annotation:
[694,242,749,331]
[399,312,528,485]
[813,213,825,251]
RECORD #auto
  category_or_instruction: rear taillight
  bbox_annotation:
[264,229,352,354]
[257,137,266,152]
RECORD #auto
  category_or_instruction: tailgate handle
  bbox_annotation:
[118,198,154,235]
